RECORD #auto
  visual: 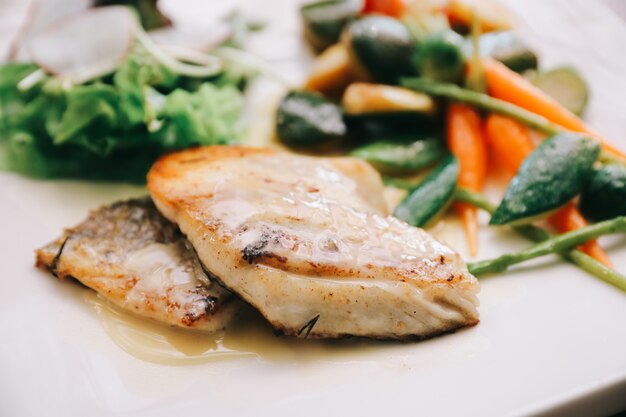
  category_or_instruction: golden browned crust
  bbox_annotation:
[35,198,238,331]
[149,146,275,188]
[147,145,480,340]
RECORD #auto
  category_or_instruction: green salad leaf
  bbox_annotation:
[0,45,246,182]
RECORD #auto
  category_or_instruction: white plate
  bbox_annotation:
[2,1,626,416]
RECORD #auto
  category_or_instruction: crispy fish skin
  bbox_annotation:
[36,198,238,332]
[148,146,480,340]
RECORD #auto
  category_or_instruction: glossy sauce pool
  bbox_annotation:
[84,292,383,366]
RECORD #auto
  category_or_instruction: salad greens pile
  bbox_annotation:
[0,4,252,182]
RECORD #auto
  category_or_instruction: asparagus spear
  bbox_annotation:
[455,189,626,291]
[468,217,626,274]
[401,77,562,134]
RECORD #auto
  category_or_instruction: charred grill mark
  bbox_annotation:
[297,314,320,338]
[241,233,270,264]
[240,226,306,266]
[49,236,70,279]
[204,295,218,314]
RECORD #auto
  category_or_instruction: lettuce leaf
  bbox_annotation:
[0,48,245,182]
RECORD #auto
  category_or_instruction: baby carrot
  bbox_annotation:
[482,58,626,161]
[483,113,613,266]
[549,204,614,268]
[447,103,488,256]
[483,114,533,174]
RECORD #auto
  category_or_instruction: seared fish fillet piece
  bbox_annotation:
[148,146,480,339]
[36,198,239,331]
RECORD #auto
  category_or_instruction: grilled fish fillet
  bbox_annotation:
[148,146,480,339]
[36,198,239,332]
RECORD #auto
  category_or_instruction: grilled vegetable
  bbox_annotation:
[484,114,534,174]
[342,82,436,115]
[394,154,459,227]
[530,67,589,116]
[401,77,563,134]
[580,164,626,221]
[300,0,362,51]
[457,188,626,292]
[470,216,626,275]
[484,114,612,266]
[490,133,600,225]
[362,0,406,17]
[465,31,538,73]
[549,203,613,267]
[351,136,444,173]
[305,43,355,96]
[412,30,465,83]
[480,59,626,162]
[345,15,416,83]
[344,115,441,143]
[447,103,487,256]
[403,75,625,163]
[447,0,513,34]
[276,91,347,146]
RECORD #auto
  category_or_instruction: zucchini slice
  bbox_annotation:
[344,15,416,83]
[465,31,538,74]
[530,67,589,116]
[394,154,459,227]
[276,91,347,146]
[579,164,626,221]
[342,82,436,115]
[490,133,600,225]
[351,136,444,173]
[413,30,466,83]
[300,0,362,51]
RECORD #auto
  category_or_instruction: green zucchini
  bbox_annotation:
[345,15,416,83]
[579,163,626,221]
[351,137,444,173]
[464,31,538,74]
[394,154,459,227]
[530,67,589,116]
[275,91,347,146]
[300,0,362,51]
[345,115,442,143]
[490,133,600,225]
[412,30,466,83]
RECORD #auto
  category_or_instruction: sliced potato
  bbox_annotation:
[447,0,514,33]
[305,43,356,96]
[342,82,436,115]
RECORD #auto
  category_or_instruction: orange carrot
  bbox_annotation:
[549,204,614,268]
[483,113,613,266]
[362,0,406,17]
[447,103,488,256]
[482,58,626,161]
[484,114,534,174]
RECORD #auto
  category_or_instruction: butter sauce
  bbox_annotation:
[84,292,381,366]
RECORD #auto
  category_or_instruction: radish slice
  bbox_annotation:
[134,26,221,77]
[149,24,232,52]
[11,0,92,61]
[0,0,37,62]
[27,6,135,83]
